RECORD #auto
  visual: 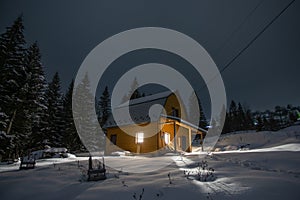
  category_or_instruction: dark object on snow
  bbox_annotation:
[168,172,172,184]
[239,144,250,150]
[88,155,93,170]
[19,157,36,170]
[87,156,106,181]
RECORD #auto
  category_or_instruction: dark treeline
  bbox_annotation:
[0,17,110,160]
[222,100,300,134]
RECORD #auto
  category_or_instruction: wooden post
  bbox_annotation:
[188,128,192,152]
[88,155,93,170]
[173,121,177,152]
[137,144,141,154]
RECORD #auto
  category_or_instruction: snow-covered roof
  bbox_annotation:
[43,147,68,153]
[104,91,173,128]
[160,114,208,133]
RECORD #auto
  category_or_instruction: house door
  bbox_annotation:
[181,136,187,151]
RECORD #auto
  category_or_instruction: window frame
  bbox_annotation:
[135,132,144,144]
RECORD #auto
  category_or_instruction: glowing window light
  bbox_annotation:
[164,133,170,144]
[136,132,144,144]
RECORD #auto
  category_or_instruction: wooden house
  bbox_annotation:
[104,91,206,155]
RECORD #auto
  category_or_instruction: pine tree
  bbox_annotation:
[220,104,230,134]
[263,116,271,131]
[229,100,238,132]
[199,101,208,130]
[24,42,48,149]
[222,111,231,134]
[45,72,64,147]
[122,77,142,102]
[0,107,11,158]
[287,105,298,124]
[256,116,264,132]
[188,93,199,126]
[73,74,103,152]
[62,80,85,152]
[274,106,287,128]
[97,86,111,129]
[244,108,254,130]
[188,93,208,129]
[268,112,280,131]
[237,103,246,130]
[0,16,29,158]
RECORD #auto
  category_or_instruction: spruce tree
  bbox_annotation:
[256,116,264,132]
[62,80,85,152]
[122,77,142,102]
[229,100,238,132]
[97,86,111,129]
[222,111,231,134]
[237,103,246,130]
[229,100,237,132]
[244,108,254,130]
[220,104,230,134]
[24,42,48,149]
[0,108,10,158]
[199,101,208,130]
[0,16,29,158]
[45,72,64,147]
[73,74,103,152]
[188,93,208,129]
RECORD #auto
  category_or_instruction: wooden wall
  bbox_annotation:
[105,93,191,154]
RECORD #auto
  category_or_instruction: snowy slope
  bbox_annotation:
[213,125,300,151]
[0,126,299,199]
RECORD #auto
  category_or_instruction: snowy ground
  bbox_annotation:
[1,126,300,199]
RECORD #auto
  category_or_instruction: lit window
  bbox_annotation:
[164,132,170,144]
[136,132,144,144]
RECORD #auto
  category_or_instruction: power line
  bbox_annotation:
[220,0,296,74]
[200,0,297,90]
[215,0,265,56]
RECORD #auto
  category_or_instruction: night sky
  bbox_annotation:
[0,0,299,114]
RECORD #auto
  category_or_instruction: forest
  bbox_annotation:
[0,16,299,160]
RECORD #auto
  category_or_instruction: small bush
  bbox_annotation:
[184,160,216,182]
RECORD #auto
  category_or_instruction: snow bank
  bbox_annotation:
[214,125,300,151]
[0,126,299,199]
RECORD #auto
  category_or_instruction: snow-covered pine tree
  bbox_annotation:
[97,86,111,129]
[188,93,199,125]
[0,16,30,159]
[199,102,208,130]
[237,103,246,130]
[121,77,142,103]
[188,93,208,129]
[256,116,264,132]
[45,72,64,147]
[62,79,85,152]
[222,111,231,134]
[218,104,228,134]
[73,73,103,153]
[244,108,254,131]
[24,42,48,150]
[275,106,288,128]
[229,100,238,132]
[0,107,11,159]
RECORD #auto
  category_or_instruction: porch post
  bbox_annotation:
[188,128,192,152]
[173,121,177,152]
